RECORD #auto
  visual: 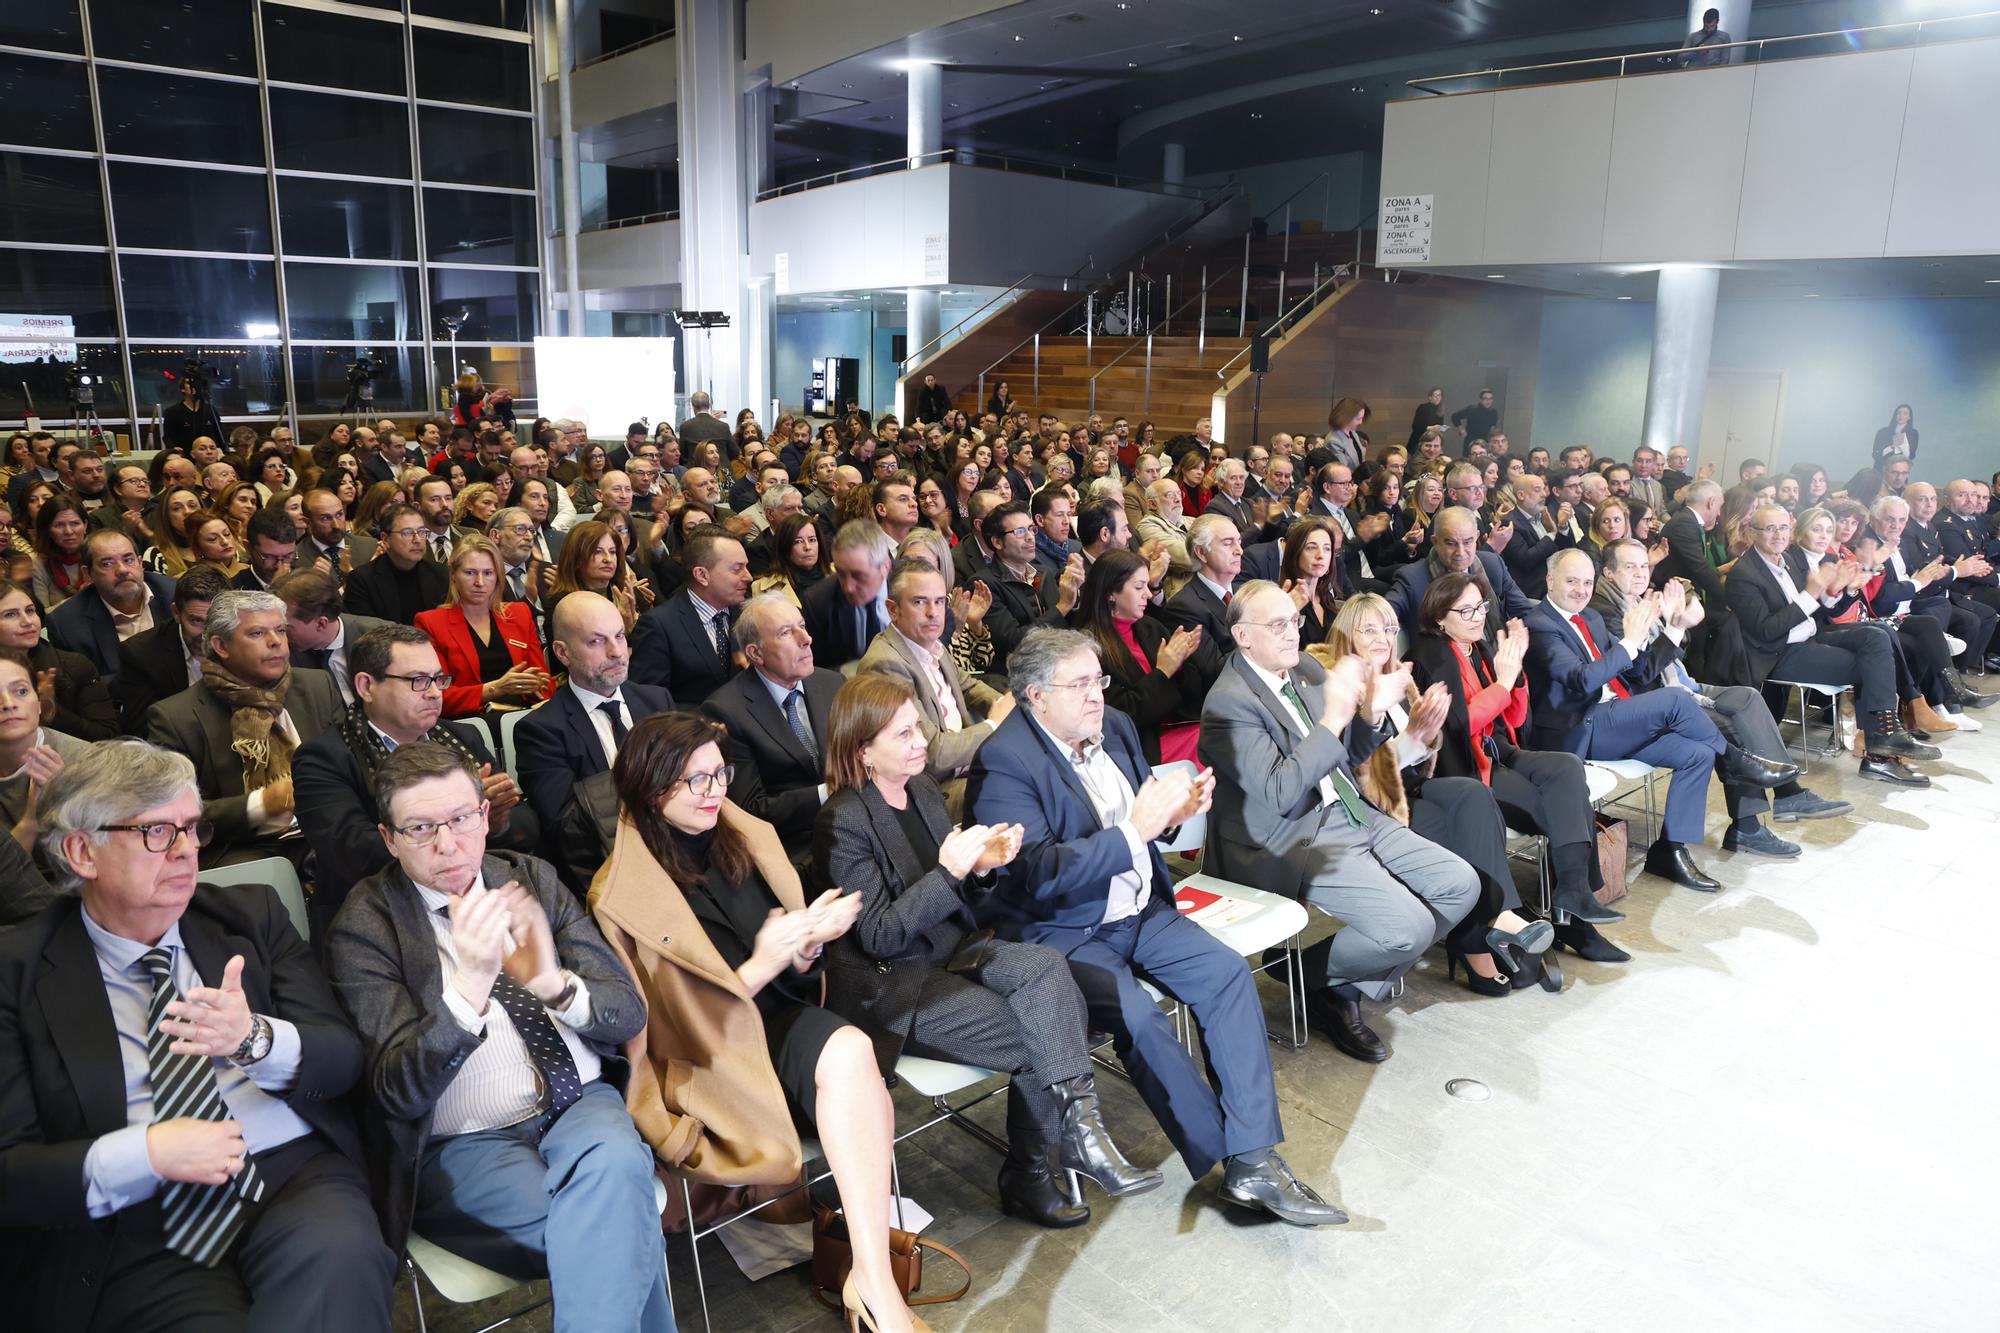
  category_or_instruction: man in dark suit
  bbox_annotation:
[913,372,952,424]
[518,591,676,838]
[1656,478,1726,602]
[979,500,1080,660]
[1529,548,1778,891]
[322,743,669,1331]
[294,625,536,937]
[293,487,375,582]
[1304,462,1386,591]
[358,429,406,487]
[1384,507,1537,634]
[968,627,1344,1227]
[677,390,734,459]
[111,565,229,735]
[145,590,346,868]
[1161,512,1243,652]
[1939,479,2000,679]
[1725,503,1929,784]
[1202,459,1257,534]
[273,568,389,709]
[231,505,299,594]
[630,526,750,701]
[46,529,177,681]
[801,519,894,671]
[1896,484,1997,671]
[343,503,447,625]
[703,591,842,851]
[0,740,394,1331]
[1502,474,1576,601]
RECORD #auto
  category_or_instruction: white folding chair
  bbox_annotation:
[404,1178,671,1333]
[197,857,309,942]
[1766,679,1850,757]
[498,706,533,782]
[894,1056,1010,1154]
[1585,758,1659,846]
[457,715,497,761]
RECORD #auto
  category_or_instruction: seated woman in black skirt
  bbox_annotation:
[1318,593,1558,996]
[1404,574,1630,968]
[813,674,1157,1227]
[595,712,925,1333]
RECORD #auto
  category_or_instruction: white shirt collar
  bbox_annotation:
[569,679,624,710]
[413,874,486,915]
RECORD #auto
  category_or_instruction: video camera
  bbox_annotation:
[181,356,219,399]
[347,353,380,406]
[64,362,96,408]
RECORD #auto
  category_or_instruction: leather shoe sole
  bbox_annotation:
[1859,756,1930,787]
[1643,852,1721,893]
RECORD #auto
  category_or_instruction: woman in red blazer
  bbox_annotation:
[415,533,555,718]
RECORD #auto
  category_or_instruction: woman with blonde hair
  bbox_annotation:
[415,532,553,717]
[142,485,206,576]
[352,479,404,542]
[185,509,245,578]
[453,480,500,532]
[217,480,264,543]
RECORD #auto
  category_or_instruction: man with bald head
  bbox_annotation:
[680,465,723,512]
[1939,478,2000,621]
[1903,480,2000,674]
[1501,473,1575,600]
[514,591,676,840]
[1385,506,1535,634]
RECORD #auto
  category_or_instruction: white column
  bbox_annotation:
[905,287,940,370]
[554,0,584,334]
[1162,142,1185,186]
[675,0,747,411]
[1640,265,1720,459]
[907,60,942,168]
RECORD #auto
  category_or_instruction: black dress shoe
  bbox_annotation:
[998,1160,1091,1229]
[1720,823,1801,858]
[1643,842,1721,892]
[1306,988,1390,1063]
[1868,729,1941,761]
[1720,743,1801,789]
[1859,754,1931,787]
[1219,1152,1348,1227]
[1553,919,1631,963]
[1769,789,1852,821]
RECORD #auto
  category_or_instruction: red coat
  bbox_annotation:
[415,600,554,717]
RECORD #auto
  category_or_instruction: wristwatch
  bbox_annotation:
[544,971,579,1012]
[232,1014,274,1065]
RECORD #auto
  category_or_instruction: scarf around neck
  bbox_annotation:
[202,652,296,791]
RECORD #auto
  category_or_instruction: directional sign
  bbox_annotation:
[1378,194,1434,264]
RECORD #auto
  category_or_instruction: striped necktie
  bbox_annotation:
[141,947,265,1268]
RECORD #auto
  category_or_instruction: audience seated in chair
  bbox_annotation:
[0,577,119,739]
[701,590,841,851]
[325,742,672,1331]
[591,712,932,1331]
[811,673,1158,1229]
[1200,583,1478,1063]
[294,625,536,938]
[46,529,177,681]
[342,504,447,626]
[629,526,751,702]
[1077,549,1213,763]
[145,590,344,869]
[110,565,230,736]
[0,741,394,1331]
[273,568,390,710]
[972,627,1347,1227]
[801,519,895,671]
[1384,506,1536,635]
[415,534,554,719]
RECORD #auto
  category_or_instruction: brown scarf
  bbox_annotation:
[202,652,296,792]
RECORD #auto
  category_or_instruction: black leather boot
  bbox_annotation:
[997,1086,1089,1228]
[1867,708,1941,760]
[1053,1074,1162,1202]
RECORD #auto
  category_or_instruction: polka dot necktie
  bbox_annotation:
[436,911,581,1115]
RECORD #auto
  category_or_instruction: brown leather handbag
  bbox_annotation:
[809,1197,972,1311]
[1594,815,1629,905]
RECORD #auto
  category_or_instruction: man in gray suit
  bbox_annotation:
[857,560,1015,804]
[1199,581,1477,1064]
[145,589,345,868]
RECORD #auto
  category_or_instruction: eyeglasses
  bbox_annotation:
[99,819,214,853]
[1348,622,1394,639]
[999,524,1034,539]
[1754,523,1794,534]
[1042,674,1112,694]
[389,804,487,845]
[676,765,736,796]
[1448,602,1489,622]
[388,526,428,540]
[1245,614,1303,635]
[379,671,454,692]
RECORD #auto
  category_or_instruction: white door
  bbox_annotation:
[1699,369,1786,479]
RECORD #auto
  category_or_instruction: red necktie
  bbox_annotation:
[1221,590,1231,605]
[1570,614,1631,700]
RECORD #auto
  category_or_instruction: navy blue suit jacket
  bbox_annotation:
[513,681,677,831]
[1385,551,1535,632]
[45,571,176,680]
[629,589,739,702]
[799,574,878,671]
[967,706,1174,949]
[1521,599,1673,751]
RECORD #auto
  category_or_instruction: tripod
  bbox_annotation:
[67,389,106,449]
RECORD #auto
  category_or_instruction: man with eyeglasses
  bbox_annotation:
[971,627,1346,1227]
[1385,507,1536,637]
[0,740,395,1330]
[1203,582,1478,1063]
[1308,462,1388,590]
[294,625,532,936]
[325,741,670,1332]
[975,500,1083,662]
[146,590,346,871]
[91,463,157,546]
[343,504,449,627]
[47,529,178,683]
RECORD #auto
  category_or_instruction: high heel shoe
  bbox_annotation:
[1486,920,1553,958]
[1053,1074,1162,1203]
[842,1272,933,1333]
[1445,949,1512,997]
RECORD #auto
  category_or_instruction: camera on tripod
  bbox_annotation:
[65,363,96,408]
[347,353,380,406]
[181,356,218,399]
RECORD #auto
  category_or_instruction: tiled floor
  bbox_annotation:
[397,709,2000,1333]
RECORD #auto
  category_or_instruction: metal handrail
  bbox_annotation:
[575,27,673,70]
[755,148,1202,202]
[898,272,1048,375]
[1212,269,1349,383]
[1405,9,2000,94]
[581,208,681,233]
[1257,169,1330,227]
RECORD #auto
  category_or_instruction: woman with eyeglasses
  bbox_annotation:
[812,673,1157,1233]
[592,712,935,1333]
[0,647,91,852]
[416,534,554,719]
[0,580,117,741]
[1407,574,1627,971]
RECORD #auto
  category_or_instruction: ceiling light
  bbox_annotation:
[1370,5,1383,12]
[1116,2,1130,8]
[1803,293,1819,298]
[1232,34,1243,41]
[1986,278,2000,284]
[1013,34,1024,41]
[1615,295,1633,300]
[1127,61,1138,67]
[1486,273,1505,278]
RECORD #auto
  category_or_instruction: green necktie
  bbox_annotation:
[1280,679,1367,826]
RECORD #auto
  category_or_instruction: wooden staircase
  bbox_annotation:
[954,335,1251,426]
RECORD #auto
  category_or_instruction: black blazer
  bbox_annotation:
[1161,574,1233,654]
[292,719,539,935]
[44,571,177,680]
[342,555,446,625]
[1410,629,1521,780]
[324,851,641,1253]
[108,620,194,736]
[512,681,677,834]
[1657,507,1725,603]
[1502,509,1576,601]
[143,671,346,864]
[25,639,118,741]
[1103,614,1214,764]
[0,887,366,1330]
[630,589,739,702]
[1722,546,1819,687]
[800,574,877,671]
[701,667,841,849]
[811,777,980,1072]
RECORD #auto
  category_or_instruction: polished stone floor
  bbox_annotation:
[397,710,1999,1333]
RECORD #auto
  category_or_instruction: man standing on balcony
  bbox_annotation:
[1682,8,1733,66]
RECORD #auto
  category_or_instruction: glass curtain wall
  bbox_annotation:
[0,0,544,443]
